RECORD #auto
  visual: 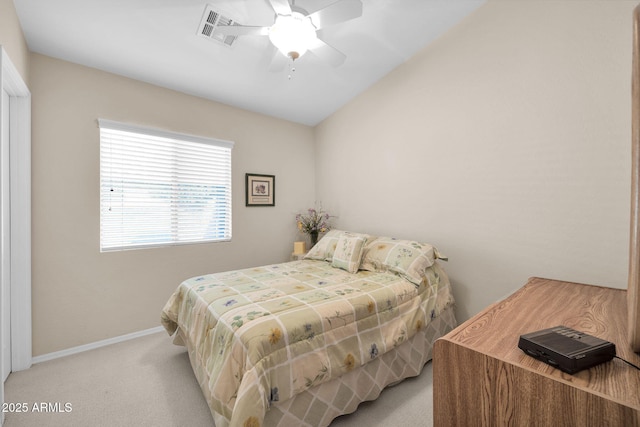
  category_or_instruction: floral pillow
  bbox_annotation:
[331,232,369,273]
[304,229,343,261]
[360,237,443,285]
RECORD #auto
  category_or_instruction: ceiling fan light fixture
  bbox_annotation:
[268,12,317,60]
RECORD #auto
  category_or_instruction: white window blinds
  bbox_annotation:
[98,119,233,251]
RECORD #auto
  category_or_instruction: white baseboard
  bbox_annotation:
[31,326,165,365]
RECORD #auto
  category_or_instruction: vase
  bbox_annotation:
[309,231,318,247]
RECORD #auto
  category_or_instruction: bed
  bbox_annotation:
[161,230,457,427]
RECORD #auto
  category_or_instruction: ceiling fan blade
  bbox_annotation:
[307,38,346,67]
[268,0,292,16]
[215,25,269,37]
[308,0,363,30]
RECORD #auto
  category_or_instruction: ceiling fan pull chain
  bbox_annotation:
[287,57,296,80]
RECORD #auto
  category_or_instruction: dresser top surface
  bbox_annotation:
[440,277,640,408]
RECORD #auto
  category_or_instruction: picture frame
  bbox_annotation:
[245,173,275,206]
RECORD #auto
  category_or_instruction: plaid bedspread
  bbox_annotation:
[161,259,454,427]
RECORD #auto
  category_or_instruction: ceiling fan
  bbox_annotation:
[213,0,363,67]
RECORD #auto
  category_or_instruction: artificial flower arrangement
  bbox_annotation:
[295,207,332,246]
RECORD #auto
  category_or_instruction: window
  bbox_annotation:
[98,119,233,251]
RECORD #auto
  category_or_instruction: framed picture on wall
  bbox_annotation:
[246,173,275,206]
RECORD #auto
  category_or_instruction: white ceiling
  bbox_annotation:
[13,0,485,126]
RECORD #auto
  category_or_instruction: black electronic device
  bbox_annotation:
[518,325,616,374]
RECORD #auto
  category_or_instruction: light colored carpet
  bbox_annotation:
[3,332,434,427]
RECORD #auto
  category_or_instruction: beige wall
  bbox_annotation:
[30,54,315,355]
[0,0,29,82]
[315,0,636,321]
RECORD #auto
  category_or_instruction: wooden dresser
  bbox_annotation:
[433,277,640,426]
